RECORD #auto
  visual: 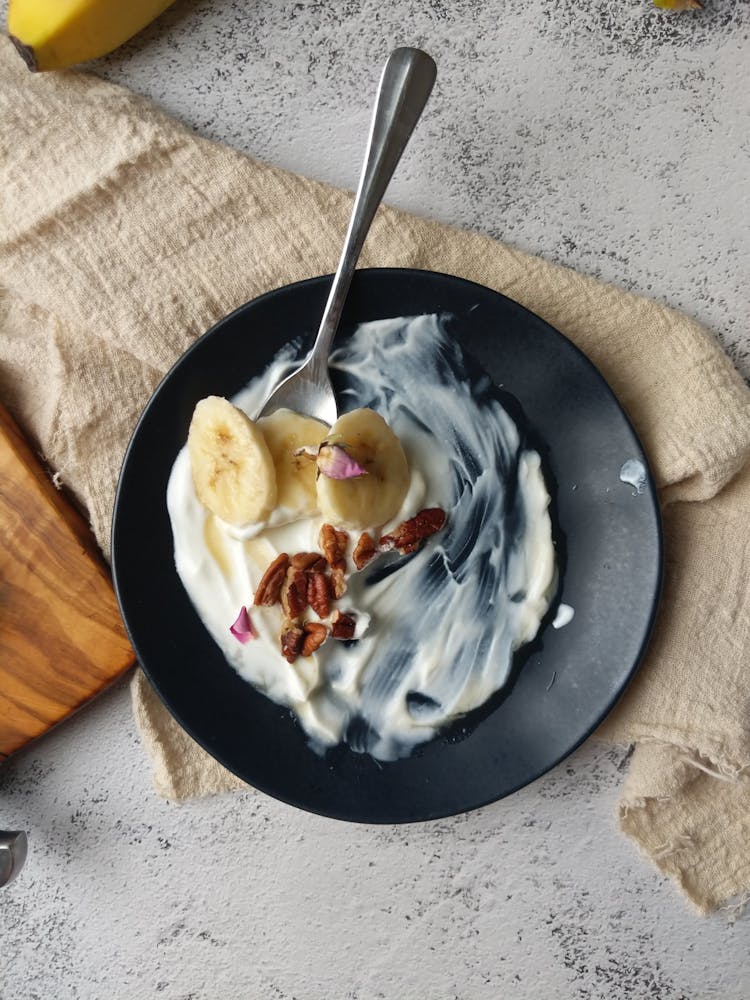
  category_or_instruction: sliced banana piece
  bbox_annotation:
[188,396,276,526]
[258,408,328,521]
[316,408,410,529]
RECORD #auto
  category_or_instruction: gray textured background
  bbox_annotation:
[1,1,749,998]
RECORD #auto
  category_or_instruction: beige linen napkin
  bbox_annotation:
[1,38,749,913]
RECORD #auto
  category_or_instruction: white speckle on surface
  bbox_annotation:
[620,458,648,496]
[552,603,575,629]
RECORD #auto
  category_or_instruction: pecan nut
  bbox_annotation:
[352,531,378,570]
[320,523,349,573]
[281,566,309,620]
[307,570,332,619]
[380,508,447,555]
[331,565,347,600]
[280,622,304,663]
[301,621,328,657]
[253,552,290,606]
[330,610,356,641]
[290,551,324,571]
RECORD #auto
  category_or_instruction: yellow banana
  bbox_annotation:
[188,396,278,527]
[316,408,410,530]
[257,409,329,522]
[7,0,176,72]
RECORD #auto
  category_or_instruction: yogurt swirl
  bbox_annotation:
[167,314,556,760]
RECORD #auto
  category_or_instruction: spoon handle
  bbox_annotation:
[0,830,28,888]
[308,48,436,379]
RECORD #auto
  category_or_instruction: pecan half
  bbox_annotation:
[307,570,332,619]
[320,523,349,572]
[280,622,304,663]
[253,552,289,606]
[331,565,347,600]
[290,551,323,571]
[352,531,378,570]
[281,566,309,620]
[301,621,328,657]
[380,508,447,555]
[331,610,356,641]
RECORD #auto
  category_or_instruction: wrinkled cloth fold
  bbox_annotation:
[1,37,749,913]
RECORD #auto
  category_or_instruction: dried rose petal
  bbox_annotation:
[317,444,368,480]
[229,606,258,644]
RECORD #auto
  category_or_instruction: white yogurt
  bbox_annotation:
[619,458,647,496]
[167,314,556,760]
[552,603,575,629]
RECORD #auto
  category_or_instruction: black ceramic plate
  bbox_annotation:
[112,268,662,823]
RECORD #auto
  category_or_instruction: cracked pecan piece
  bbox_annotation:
[380,508,447,555]
[307,571,332,619]
[352,531,378,570]
[330,610,357,641]
[290,551,324,571]
[280,622,304,663]
[319,523,348,572]
[331,565,347,600]
[253,552,290,606]
[301,621,328,657]
[281,566,309,620]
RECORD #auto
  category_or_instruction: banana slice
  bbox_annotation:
[187,396,276,526]
[258,409,328,521]
[316,408,410,529]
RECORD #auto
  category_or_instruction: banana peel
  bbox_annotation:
[7,0,176,71]
[653,0,702,9]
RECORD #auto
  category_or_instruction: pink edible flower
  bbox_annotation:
[230,606,258,644]
[317,444,368,481]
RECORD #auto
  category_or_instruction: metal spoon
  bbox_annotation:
[0,830,28,888]
[256,47,436,424]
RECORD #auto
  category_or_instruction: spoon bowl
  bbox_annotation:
[0,830,28,888]
[256,47,436,423]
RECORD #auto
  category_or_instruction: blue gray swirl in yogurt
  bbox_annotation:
[167,314,556,760]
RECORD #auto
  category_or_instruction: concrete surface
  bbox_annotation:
[1,1,749,998]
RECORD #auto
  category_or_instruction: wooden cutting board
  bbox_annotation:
[0,403,135,758]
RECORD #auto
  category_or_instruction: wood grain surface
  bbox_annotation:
[0,403,135,757]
